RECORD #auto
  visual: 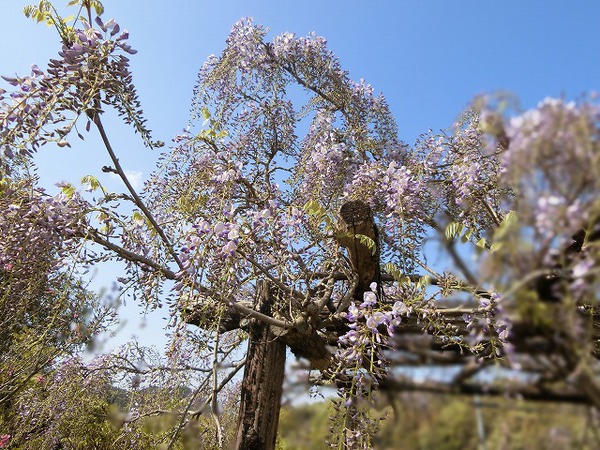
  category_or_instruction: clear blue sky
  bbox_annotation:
[1,0,599,351]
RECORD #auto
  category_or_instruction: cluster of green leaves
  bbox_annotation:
[23,1,104,41]
[445,210,517,253]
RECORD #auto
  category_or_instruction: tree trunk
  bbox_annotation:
[337,200,380,300]
[234,281,287,450]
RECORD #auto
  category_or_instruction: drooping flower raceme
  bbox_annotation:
[0,15,157,167]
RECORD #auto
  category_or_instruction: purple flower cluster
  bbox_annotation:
[0,180,86,278]
[0,14,157,160]
[1,64,54,158]
[447,118,496,206]
[534,195,585,243]
[500,98,600,242]
[298,112,349,199]
[570,255,597,300]
[172,218,243,296]
[463,292,514,359]
[225,18,268,72]
[504,98,600,170]
[272,30,332,64]
[335,284,408,381]
[326,284,412,448]
[190,17,399,212]
[350,161,424,220]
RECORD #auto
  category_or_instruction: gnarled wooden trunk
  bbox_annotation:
[234,281,287,450]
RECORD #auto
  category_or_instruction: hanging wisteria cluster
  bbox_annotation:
[0,11,158,167]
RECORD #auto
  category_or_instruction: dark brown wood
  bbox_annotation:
[378,375,592,404]
[234,281,287,450]
[337,200,381,299]
[185,299,332,370]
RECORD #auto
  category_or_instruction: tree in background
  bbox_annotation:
[1,1,599,449]
[0,154,121,445]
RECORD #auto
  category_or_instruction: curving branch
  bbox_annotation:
[90,113,185,272]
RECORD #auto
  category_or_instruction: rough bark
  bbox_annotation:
[234,281,287,450]
[336,200,380,299]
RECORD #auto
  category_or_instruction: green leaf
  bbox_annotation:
[80,175,100,191]
[354,233,377,256]
[303,200,326,218]
[494,210,517,240]
[461,228,473,243]
[476,237,487,249]
[303,200,317,214]
[201,107,211,127]
[416,275,431,288]
[383,263,412,284]
[383,262,402,279]
[59,183,76,198]
[501,210,517,227]
[445,222,464,240]
[92,0,104,15]
[99,223,113,234]
[131,211,145,224]
[335,232,377,255]
[490,241,504,253]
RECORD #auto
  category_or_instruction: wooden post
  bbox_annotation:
[337,200,380,300]
[234,281,287,450]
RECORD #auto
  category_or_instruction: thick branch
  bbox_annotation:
[91,113,185,272]
[378,376,593,405]
[84,228,177,279]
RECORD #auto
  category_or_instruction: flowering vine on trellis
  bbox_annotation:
[2,2,600,448]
